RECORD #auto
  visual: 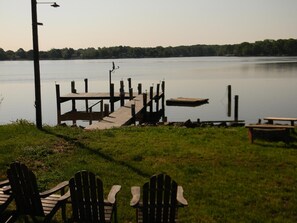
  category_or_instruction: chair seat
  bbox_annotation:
[41,194,63,216]
[0,188,10,205]
[0,183,13,213]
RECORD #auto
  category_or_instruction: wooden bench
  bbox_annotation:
[245,124,295,143]
[264,117,297,126]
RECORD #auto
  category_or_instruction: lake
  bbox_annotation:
[0,57,297,126]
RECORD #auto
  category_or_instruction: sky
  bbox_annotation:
[1,0,297,51]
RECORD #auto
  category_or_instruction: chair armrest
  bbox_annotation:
[130,186,141,207]
[58,190,71,202]
[40,181,69,197]
[107,185,121,204]
[177,186,188,206]
[0,179,9,187]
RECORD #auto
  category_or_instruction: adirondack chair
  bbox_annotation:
[6,162,70,222]
[68,170,121,223]
[0,179,13,222]
[130,173,188,223]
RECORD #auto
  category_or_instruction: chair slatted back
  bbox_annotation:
[142,174,178,223]
[7,162,44,216]
[69,171,106,222]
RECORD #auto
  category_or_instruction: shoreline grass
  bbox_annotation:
[1,121,297,222]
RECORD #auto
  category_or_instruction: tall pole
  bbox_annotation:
[31,0,42,129]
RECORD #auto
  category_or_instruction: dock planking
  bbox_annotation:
[85,93,157,130]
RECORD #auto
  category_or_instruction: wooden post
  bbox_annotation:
[128,78,132,89]
[131,103,136,125]
[104,103,109,117]
[85,78,89,112]
[120,80,125,106]
[227,85,231,117]
[100,99,103,119]
[156,83,160,112]
[120,80,124,92]
[55,84,61,125]
[234,95,239,121]
[138,83,142,94]
[110,83,115,112]
[161,81,165,119]
[71,80,76,125]
[149,86,153,113]
[129,88,133,100]
[120,90,125,106]
[89,107,92,125]
[143,93,147,122]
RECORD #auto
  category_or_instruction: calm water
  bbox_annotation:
[0,57,297,126]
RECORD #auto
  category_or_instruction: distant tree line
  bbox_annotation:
[1,39,297,61]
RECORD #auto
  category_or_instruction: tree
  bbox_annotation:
[15,48,27,59]
[0,48,7,60]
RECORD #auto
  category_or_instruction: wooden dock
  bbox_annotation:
[56,79,165,128]
[85,93,159,130]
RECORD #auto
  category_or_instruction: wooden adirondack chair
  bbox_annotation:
[6,162,70,222]
[68,170,121,223]
[130,173,188,223]
[0,179,13,222]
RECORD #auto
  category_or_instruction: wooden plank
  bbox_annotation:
[264,117,297,126]
[246,124,294,129]
[264,117,297,121]
[86,93,157,130]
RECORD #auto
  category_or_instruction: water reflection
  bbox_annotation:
[0,57,297,125]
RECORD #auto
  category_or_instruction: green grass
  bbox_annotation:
[1,120,297,222]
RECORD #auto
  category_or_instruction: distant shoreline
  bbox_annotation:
[1,38,297,61]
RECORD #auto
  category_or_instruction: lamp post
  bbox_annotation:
[31,0,59,129]
[109,61,119,95]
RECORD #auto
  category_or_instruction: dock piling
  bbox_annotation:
[138,83,142,94]
[156,83,160,111]
[129,88,133,100]
[149,86,153,113]
[71,80,77,125]
[104,103,109,117]
[55,84,61,125]
[161,81,165,119]
[120,80,125,106]
[128,78,132,89]
[227,85,231,117]
[143,93,147,121]
[110,83,115,112]
[234,95,239,121]
[85,78,89,113]
[131,103,136,125]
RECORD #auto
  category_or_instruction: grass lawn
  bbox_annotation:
[1,120,297,222]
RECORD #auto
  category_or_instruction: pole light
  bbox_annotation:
[31,0,59,129]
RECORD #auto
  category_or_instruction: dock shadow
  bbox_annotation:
[42,128,151,178]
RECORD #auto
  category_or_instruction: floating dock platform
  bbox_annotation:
[166,97,209,107]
